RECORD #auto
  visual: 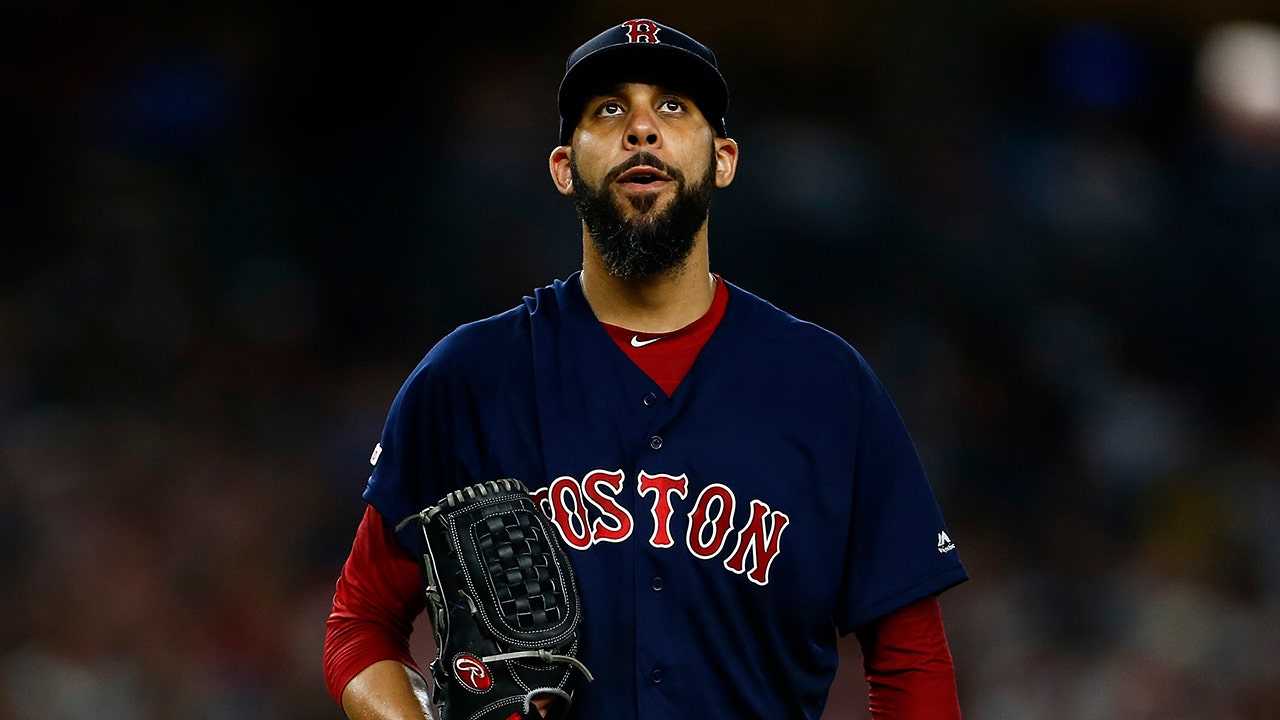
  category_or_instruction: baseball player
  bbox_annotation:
[325,18,969,720]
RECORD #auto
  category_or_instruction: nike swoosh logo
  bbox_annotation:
[630,335,663,348]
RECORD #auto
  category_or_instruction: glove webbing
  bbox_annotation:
[477,513,563,630]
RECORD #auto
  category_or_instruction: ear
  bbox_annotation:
[713,137,739,189]
[549,146,575,196]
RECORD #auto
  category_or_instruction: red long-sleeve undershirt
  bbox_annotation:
[323,503,425,705]
[856,593,962,719]
[323,276,961,716]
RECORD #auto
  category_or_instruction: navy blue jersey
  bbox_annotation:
[364,272,967,719]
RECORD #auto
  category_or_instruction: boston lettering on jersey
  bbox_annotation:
[533,469,790,586]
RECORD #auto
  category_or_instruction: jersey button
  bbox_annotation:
[649,435,663,450]
[650,667,665,683]
[643,392,657,407]
[650,576,664,591]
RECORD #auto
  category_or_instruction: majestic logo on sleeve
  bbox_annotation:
[937,531,956,553]
[532,469,791,586]
[622,19,662,44]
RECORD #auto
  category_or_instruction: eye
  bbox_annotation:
[597,101,625,117]
[658,98,686,113]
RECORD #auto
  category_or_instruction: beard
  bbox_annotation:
[570,149,717,279]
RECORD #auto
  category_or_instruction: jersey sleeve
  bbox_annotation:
[361,353,445,556]
[360,310,540,557]
[835,354,968,633]
[362,326,500,556]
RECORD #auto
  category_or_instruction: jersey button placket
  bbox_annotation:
[640,425,669,704]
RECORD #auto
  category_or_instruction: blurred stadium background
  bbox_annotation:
[4,2,1280,718]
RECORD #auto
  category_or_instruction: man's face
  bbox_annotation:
[561,83,727,279]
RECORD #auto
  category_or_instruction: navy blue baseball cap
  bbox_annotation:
[557,19,729,145]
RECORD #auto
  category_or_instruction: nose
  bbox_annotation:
[624,107,661,149]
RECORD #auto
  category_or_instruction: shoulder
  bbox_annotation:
[428,305,531,368]
[394,307,523,394]
[419,276,575,365]
[722,280,872,374]
[393,275,581,392]
[389,284,549,405]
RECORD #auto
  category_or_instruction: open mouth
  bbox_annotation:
[616,167,672,186]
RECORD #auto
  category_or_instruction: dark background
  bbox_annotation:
[4,2,1280,718]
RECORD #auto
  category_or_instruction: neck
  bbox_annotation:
[580,231,714,333]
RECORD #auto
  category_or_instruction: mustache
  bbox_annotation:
[602,152,685,185]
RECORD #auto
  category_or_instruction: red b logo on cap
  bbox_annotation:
[623,19,661,44]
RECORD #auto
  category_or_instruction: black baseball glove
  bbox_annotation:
[398,478,592,720]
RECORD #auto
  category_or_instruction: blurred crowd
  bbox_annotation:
[4,5,1280,719]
